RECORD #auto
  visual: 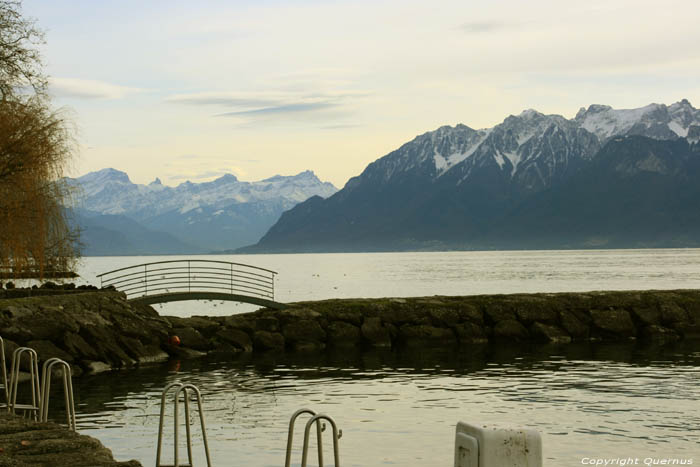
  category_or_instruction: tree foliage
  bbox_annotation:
[0,1,79,279]
[0,0,45,100]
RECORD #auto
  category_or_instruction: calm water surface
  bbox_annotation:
[76,248,700,317]
[66,344,700,466]
[56,250,700,465]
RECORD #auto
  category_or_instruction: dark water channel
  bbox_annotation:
[51,342,700,466]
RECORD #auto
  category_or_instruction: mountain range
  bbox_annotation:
[242,99,700,252]
[68,169,337,255]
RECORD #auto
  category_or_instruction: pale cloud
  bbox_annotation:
[50,78,144,100]
[166,93,282,108]
[162,154,250,185]
[167,89,366,122]
[217,102,337,118]
[166,166,248,183]
[168,171,228,181]
[167,90,367,109]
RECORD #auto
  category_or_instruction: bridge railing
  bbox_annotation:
[96,260,277,301]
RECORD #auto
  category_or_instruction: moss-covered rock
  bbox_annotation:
[253,330,285,351]
[493,319,529,340]
[398,324,456,345]
[529,323,572,344]
[326,321,361,346]
[590,309,636,338]
[0,412,142,467]
[361,317,392,347]
[215,328,253,352]
[282,319,326,351]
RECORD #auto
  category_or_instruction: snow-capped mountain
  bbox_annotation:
[68,169,337,254]
[244,99,700,252]
[362,99,699,194]
[72,169,336,219]
[575,99,700,142]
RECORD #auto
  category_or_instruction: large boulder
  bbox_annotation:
[493,320,529,340]
[282,319,326,351]
[589,309,636,338]
[215,328,253,352]
[326,321,361,346]
[361,317,392,347]
[253,331,285,351]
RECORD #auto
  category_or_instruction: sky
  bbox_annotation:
[22,0,700,189]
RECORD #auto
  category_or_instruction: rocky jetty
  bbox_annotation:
[0,412,142,467]
[1,290,699,374]
[0,291,170,375]
[168,290,700,354]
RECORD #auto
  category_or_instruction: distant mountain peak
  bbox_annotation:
[264,170,321,183]
[517,108,542,119]
[86,167,131,183]
[574,100,699,142]
[294,169,317,179]
[214,173,238,183]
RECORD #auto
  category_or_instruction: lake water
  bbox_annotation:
[75,248,700,317]
[53,250,700,465]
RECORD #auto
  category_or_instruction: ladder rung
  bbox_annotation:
[12,404,39,410]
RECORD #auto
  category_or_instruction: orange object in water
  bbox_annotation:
[169,335,181,346]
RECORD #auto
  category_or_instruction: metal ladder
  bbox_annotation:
[0,336,8,412]
[39,358,76,430]
[8,347,41,420]
[285,408,342,467]
[155,382,212,467]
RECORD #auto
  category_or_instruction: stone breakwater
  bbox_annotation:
[1,290,699,374]
[0,412,142,467]
[0,291,170,376]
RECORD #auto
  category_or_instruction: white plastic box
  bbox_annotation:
[454,421,542,467]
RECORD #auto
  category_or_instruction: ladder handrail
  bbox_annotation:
[156,382,212,467]
[285,408,325,467]
[8,347,41,420]
[0,336,8,412]
[301,414,342,467]
[39,358,76,430]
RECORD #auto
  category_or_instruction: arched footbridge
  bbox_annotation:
[96,259,288,310]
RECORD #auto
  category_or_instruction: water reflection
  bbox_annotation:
[49,342,700,466]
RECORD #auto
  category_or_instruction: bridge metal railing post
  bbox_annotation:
[144,264,148,296]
